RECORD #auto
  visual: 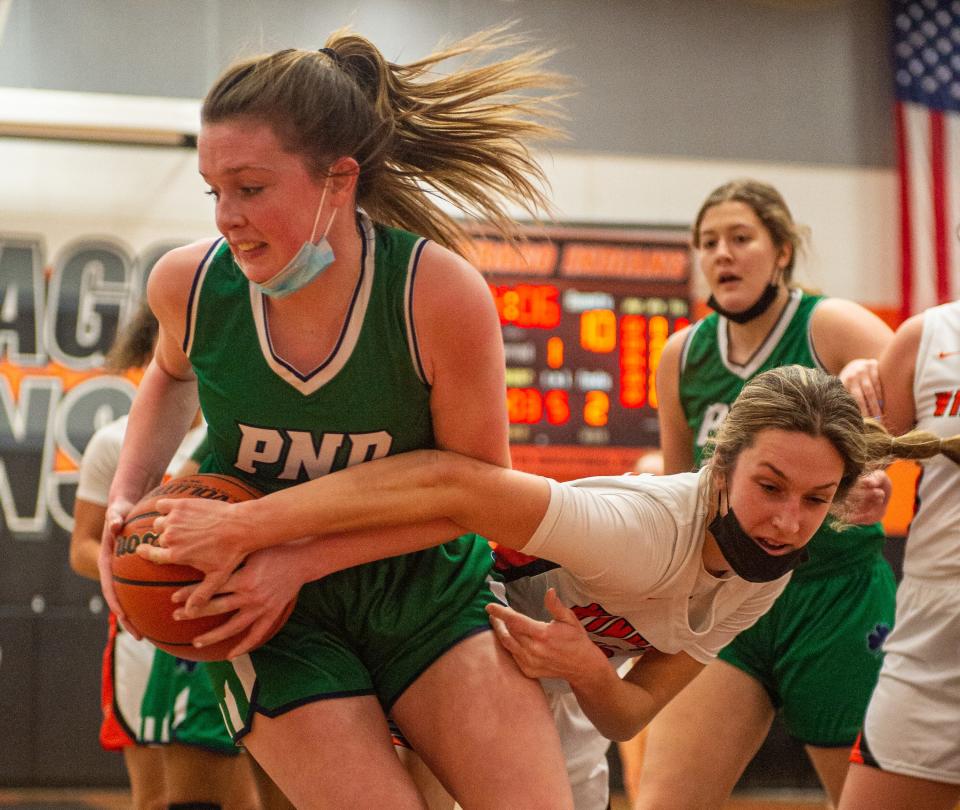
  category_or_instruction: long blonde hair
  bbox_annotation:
[706,365,960,506]
[202,26,567,252]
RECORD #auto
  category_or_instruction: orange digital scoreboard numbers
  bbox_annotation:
[472,227,691,454]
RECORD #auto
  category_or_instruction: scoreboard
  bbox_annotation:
[466,225,692,480]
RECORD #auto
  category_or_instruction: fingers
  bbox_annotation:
[858,379,884,418]
[171,583,197,604]
[840,359,884,418]
[486,604,534,650]
[877,471,893,502]
[487,610,515,645]
[488,613,531,672]
[98,532,127,620]
[135,543,174,565]
[185,570,232,614]
[486,602,539,638]
[486,602,555,659]
[189,609,252,650]
[849,378,882,418]
[106,511,126,536]
[227,614,282,658]
[174,592,238,620]
[845,472,892,525]
[543,587,578,626]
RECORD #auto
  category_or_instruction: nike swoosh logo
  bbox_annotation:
[938,350,960,360]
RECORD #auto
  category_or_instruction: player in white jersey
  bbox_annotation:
[140,365,959,810]
[839,300,960,810]
[492,465,789,808]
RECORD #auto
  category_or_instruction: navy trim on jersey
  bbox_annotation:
[494,555,561,583]
[260,226,369,383]
[406,238,430,385]
[183,238,224,354]
[805,298,829,371]
[229,682,378,744]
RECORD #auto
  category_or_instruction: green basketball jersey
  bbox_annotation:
[678,288,884,579]
[185,214,433,494]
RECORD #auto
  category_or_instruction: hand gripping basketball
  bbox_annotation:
[111,473,294,661]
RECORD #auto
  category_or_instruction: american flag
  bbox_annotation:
[892,0,960,316]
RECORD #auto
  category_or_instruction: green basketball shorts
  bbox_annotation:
[718,551,896,746]
[206,535,497,742]
[140,652,239,754]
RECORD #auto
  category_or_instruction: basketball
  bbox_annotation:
[112,473,293,661]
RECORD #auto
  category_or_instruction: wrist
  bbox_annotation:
[565,647,616,694]
[232,499,270,556]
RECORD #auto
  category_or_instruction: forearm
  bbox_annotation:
[271,519,474,583]
[568,665,659,742]
[70,538,101,581]
[70,500,107,581]
[571,648,705,742]
[231,449,548,557]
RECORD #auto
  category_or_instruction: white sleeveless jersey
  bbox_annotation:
[905,300,960,580]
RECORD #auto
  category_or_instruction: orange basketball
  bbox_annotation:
[112,473,293,661]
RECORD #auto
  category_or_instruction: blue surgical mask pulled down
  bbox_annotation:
[252,182,337,299]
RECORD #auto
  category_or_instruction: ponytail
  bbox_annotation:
[861,419,960,467]
[203,25,567,252]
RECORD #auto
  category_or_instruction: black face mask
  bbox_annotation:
[708,497,809,583]
[707,281,780,325]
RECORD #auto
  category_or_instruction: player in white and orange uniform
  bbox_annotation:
[841,300,960,810]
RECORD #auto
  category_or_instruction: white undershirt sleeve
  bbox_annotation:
[523,477,677,595]
[75,424,122,506]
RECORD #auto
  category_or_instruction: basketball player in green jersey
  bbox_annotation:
[98,29,573,810]
[633,179,897,808]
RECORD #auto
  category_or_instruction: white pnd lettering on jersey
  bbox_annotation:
[344,430,392,467]
[235,425,393,478]
[280,432,345,479]
[235,425,286,473]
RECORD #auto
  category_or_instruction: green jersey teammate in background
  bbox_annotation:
[635,179,897,809]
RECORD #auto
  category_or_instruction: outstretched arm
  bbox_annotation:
[152,449,552,571]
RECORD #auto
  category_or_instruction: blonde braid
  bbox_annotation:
[861,419,960,467]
